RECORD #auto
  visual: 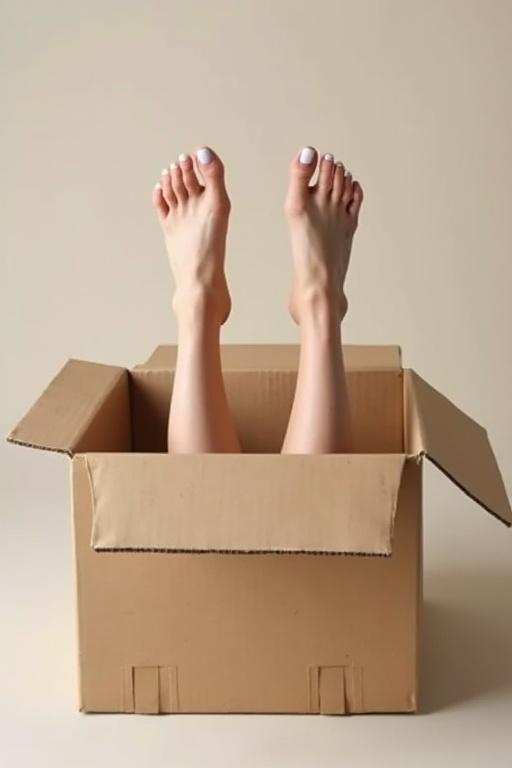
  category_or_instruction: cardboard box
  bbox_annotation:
[7,344,511,714]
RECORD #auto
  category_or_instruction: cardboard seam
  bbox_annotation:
[397,369,405,453]
[403,369,425,460]
[413,373,430,455]
[70,459,85,711]
[91,546,393,557]
[387,455,408,552]
[126,372,139,454]
[82,457,101,549]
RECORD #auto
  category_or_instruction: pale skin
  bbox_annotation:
[152,146,363,454]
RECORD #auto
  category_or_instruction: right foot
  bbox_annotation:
[153,147,232,325]
[285,146,364,325]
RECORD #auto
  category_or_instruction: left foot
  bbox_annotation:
[152,147,232,325]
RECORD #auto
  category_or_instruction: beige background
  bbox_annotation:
[1,0,511,765]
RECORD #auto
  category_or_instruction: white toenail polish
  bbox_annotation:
[161,168,169,175]
[299,147,315,164]
[178,153,188,163]
[336,161,343,168]
[324,153,334,161]
[170,162,178,170]
[196,147,213,165]
[155,182,162,190]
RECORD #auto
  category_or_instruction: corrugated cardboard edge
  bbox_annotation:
[6,359,128,455]
[404,369,512,527]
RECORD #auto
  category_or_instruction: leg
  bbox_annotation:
[282,147,364,453]
[153,147,240,453]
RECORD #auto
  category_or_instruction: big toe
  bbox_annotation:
[195,147,229,205]
[285,146,318,215]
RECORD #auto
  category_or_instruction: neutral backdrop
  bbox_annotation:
[2,1,511,766]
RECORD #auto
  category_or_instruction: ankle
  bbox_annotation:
[173,285,225,328]
[293,286,348,328]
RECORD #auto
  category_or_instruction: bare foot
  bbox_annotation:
[285,146,363,325]
[153,147,231,325]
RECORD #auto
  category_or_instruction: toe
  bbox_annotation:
[195,147,230,210]
[152,182,169,220]
[348,181,364,220]
[332,162,345,203]
[161,167,176,208]
[317,153,335,196]
[195,147,229,203]
[341,171,353,209]
[179,153,202,196]
[170,162,188,204]
[285,146,318,215]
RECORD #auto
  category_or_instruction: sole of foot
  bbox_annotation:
[153,146,232,326]
[285,146,364,326]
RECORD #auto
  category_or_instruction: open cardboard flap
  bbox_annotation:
[6,359,128,455]
[404,370,511,526]
[87,453,407,555]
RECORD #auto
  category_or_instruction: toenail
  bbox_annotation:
[154,182,162,190]
[170,162,178,170]
[161,168,169,175]
[324,153,334,162]
[178,153,188,163]
[299,147,315,164]
[196,147,213,165]
[336,162,344,168]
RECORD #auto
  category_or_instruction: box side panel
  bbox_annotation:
[130,369,403,454]
[73,457,421,714]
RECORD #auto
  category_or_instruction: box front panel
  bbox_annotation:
[72,458,421,714]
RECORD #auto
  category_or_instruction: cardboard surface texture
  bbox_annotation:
[7,344,511,715]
